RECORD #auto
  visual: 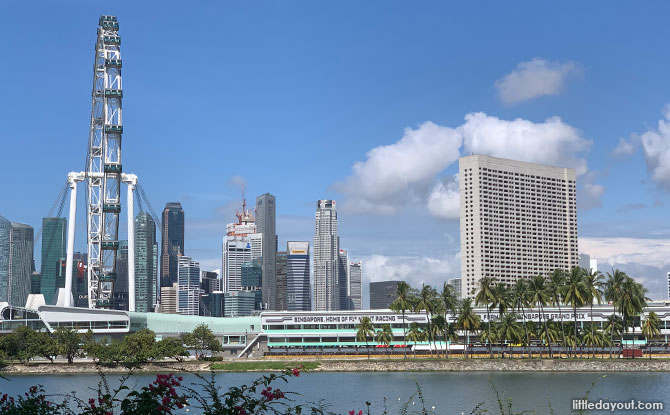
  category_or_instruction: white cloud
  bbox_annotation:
[460,112,591,175]
[494,58,581,104]
[362,253,460,289]
[612,137,637,157]
[579,183,605,210]
[426,175,460,220]
[640,105,670,190]
[337,112,596,218]
[579,237,670,299]
[335,121,462,214]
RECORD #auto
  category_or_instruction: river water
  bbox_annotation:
[1,371,668,414]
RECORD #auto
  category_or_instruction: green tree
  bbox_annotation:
[9,325,35,362]
[406,322,424,357]
[389,281,413,359]
[439,282,460,359]
[603,314,623,358]
[563,267,587,357]
[415,284,438,356]
[641,312,660,360]
[356,317,375,360]
[512,279,532,358]
[456,298,481,358]
[29,331,58,363]
[375,324,394,357]
[54,326,82,364]
[527,275,553,358]
[155,337,189,362]
[548,269,567,357]
[183,323,222,360]
[474,276,495,358]
[583,267,604,358]
[121,329,157,363]
[497,313,522,358]
[604,269,627,353]
[617,276,647,358]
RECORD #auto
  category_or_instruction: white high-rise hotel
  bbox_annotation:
[460,155,578,299]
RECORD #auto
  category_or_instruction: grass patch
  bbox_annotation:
[210,361,320,372]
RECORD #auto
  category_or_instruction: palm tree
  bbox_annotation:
[617,276,647,358]
[512,279,532,358]
[457,298,481,358]
[497,313,522,358]
[430,316,445,357]
[376,324,394,358]
[440,282,460,359]
[527,275,553,358]
[604,269,627,353]
[603,314,623,358]
[548,269,567,357]
[443,321,458,359]
[641,312,660,360]
[406,322,424,357]
[583,267,604,358]
[356,317,375,360]
[540,320,560,354]
[563,267,587,357]
[474,277,495,358]
[492,283,512,318]
[415,284,438,356]
[479,321,498,350]
[390,281,413,359]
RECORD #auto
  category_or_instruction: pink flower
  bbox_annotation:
[349,410,355,415]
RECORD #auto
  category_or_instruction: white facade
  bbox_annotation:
[667,272,670,300]
[313,200,339,311]
[177,256,200,316]
[348,260,362,310]
[459,155,578,299]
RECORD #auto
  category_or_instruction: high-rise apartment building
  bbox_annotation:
[1,221,34,307]
[286,242,310,311]
[161,202,185,288]
[348,260,362,310]
[459,155,578,298]
[135,212,158,312]
[255,193,277,310]
[313,200,339,311]
[177,255,200,315]
[337,249,349,310]
[369,280,401,309]
[40,217,66,304]
[275,251,288,311]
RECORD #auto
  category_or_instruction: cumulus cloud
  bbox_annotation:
[612,137,637,157]
[580,237,670,299]
[640,105,670,190]
[494,58,581,104]
[460,112,591,175]
[362,253,461,289]
[337,112,596,218]
[578,183,605,210]
[426,175,460,220]
[334,121,462,214]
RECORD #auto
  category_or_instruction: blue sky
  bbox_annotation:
[2,1,670,300]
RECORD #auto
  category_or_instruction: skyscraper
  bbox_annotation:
[255,193,277,310]
[1,221,34,307]
[459,155,578,298]
[275,250,288,311]
[40,217,66,304]
[337,249,349,310]
[135,212,157,312]
[58,254,88,308]
[241,258,262,310]
[448,278,462,300]
[369,281,401,309]
[177,255,200,316]
[0,215,10,305]
[286,242,310,311]
[161,202,184,288]
[113,240,129,310]
[348,260,362,310]
[313,200,339,311]
[222,202,262,295]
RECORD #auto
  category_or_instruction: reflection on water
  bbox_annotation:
[1,371,668,414]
